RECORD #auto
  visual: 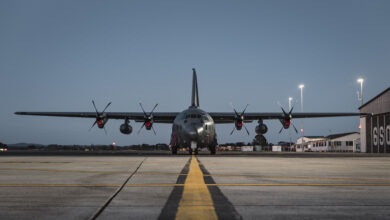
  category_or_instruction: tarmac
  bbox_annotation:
[1,153,390,219]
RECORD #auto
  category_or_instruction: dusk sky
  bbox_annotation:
[1,0,389,146]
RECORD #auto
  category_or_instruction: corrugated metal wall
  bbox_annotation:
[365,113,390,153]
[361,89,390,153]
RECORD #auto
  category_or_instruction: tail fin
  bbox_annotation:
[191,68,199,108]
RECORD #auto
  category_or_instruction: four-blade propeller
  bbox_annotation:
[277,101,298,134]
[230,103,250,136]
[89,100,111,134]
[137,103,158,135]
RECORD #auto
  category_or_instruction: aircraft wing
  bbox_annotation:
[14,112,179,123]
[15,111,367,124]
[209,112,366,123]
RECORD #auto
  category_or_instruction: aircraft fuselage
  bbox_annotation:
[170,106,217,154]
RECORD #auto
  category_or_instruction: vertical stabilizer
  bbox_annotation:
[191,68,199,108]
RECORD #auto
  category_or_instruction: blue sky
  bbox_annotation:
[1,0,389,145]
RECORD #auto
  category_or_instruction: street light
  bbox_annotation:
[299,84,304,151]
[357,78,364,105]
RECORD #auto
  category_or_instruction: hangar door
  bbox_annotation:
[366,113,390,153]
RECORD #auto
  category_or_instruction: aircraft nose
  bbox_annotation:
[187,129,197,139]
[186,125,203,140]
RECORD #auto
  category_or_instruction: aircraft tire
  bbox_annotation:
[172,146,177,155]
[209,146,216,155]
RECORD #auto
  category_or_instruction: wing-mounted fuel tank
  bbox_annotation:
[255,119,268,135]
[120,118,132,134]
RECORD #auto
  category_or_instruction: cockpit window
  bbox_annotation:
[186,114,202,119]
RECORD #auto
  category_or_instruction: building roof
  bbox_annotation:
[302,136,325,139]
[301,132,359,140]
[359,87,390,110]
[326,132,359,139]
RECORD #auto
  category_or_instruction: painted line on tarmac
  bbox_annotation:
[158,157,191,220]
[0,184,120,187]
[174,155,218,220]
[2,183,390,188]
[207,183,390,186]
[0,161,71,164]
[0,167,128,174]
[2,167,389,183]
[127,171,390,183]
[206,174,390,182]
[88,157,146,220]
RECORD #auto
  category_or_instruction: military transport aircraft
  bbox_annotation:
[15,68,364,155]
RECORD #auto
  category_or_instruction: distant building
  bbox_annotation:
[296,132,360,152]
[241,146,253,152]
[359,87,390,153]
[296,136,326,152]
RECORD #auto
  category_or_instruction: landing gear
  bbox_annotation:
[255,135,267,146]
[209,145,216,155]
[189,148,198,155]
[171,146,177,155]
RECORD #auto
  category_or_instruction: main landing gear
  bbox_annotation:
[171,146,178,155]
[209,145,216,155]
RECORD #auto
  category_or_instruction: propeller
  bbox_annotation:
[137,103,158,135]
[230,103,250,136]
[277,101,298,134]
[89,100,111,134]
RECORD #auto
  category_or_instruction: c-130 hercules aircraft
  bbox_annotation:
[16,68,364,155]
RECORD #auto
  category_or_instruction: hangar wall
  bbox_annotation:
[360,87,390,153]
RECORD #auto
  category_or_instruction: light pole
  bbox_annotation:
[357,78,364,105]
[288,97,293,151]
[299,84,304,151]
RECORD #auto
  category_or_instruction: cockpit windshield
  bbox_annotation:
[185,114,202,119]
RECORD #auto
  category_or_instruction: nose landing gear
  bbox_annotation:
[189,141,198,155]
[189,148,198,155]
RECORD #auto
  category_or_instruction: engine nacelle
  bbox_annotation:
[97,118,108,129]
[279,119,291,129]
[145,121,153,130]
[235,121,243,130]
[255,123,268,135]
[120,123,133,134]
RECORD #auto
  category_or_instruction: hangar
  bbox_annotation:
[359,87,390,153]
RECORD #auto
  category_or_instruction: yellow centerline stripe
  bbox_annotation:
[2,168,389,183]
[1,183,390,187]
[175,155,218,220]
